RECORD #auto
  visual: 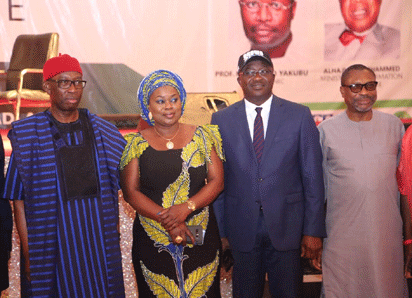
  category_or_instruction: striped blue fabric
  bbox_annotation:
[4,110,126,298]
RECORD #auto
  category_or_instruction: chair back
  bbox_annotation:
[6,33,59,90]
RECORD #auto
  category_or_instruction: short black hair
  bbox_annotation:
[341,64,375,85]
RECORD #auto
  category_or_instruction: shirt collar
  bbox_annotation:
[245,95,273,115]
[346,23,377,37]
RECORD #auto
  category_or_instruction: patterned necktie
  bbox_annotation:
[253,107,264,163]
[339,30,366,46]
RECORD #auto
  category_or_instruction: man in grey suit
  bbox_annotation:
[324,0,400,60]
[212,50,326,298]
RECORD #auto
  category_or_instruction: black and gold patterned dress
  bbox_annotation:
[120,124,224,298]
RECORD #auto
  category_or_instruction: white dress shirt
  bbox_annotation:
[244,95,273,140]
[324,23,400,61]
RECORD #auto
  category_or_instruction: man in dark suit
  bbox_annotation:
[211,50,326,298]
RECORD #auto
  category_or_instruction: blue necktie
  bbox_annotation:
[253,107,264,163]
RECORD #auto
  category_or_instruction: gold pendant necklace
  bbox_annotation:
[154,124,180,149]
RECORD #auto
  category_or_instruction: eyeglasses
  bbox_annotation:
[48,79,87,89]
[239,1,293,12]
[240,69,273,78]
[341,81,378,93]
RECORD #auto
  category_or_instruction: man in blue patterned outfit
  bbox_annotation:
[3,54,126,297]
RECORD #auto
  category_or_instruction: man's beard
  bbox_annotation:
[353,94,376,112]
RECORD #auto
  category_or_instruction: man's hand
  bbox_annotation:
[220,238,232,281]
[301,235,323,271]
[221,237,230,251]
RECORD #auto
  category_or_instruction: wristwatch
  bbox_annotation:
[187,200,196,211]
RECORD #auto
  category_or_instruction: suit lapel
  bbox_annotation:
[261,95,283,163]
[236,99,256,163]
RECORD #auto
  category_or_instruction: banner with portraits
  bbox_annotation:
[1,0,411,125]
[1,2,410,296]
